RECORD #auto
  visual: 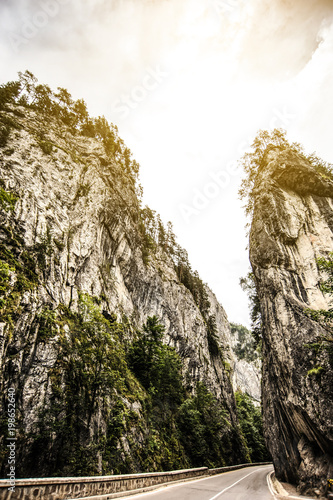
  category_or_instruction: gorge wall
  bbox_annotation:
[249,147,333,495]
[0,94,250,478]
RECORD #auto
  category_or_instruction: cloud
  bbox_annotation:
[1,0,333,326]
[236,0,333,79]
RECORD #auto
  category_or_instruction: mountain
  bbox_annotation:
[249,143,333,496]
[229,323,261,403]
[0,73,255,477]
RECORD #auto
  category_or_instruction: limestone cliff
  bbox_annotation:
[0,100,247,477]
[229,323,261,403]
[249,147,333,495]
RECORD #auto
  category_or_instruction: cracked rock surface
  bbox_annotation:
[0,105,247,475]
[249,148,333,496]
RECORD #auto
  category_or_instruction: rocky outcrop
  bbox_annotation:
[0,103,245,476]
[231,357,261,403]
[229,325,261,402]
[249,147,333,495]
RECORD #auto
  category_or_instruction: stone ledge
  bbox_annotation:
[268,471,319,500]
[0,463,273,500]
[0,467,208,500]
[209,461,272,475]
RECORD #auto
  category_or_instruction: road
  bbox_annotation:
[120,465,276,500]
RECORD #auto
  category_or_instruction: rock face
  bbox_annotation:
[0,104,246,476]
[229,325,261,403]
[231,357,261,403]
[249,147,333,495]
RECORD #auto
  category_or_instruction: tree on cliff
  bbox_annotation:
[306,253,333,368]
[238,128,333,217]
[239,129,333,346]
[240,272,262,347]
[238,129,292,216]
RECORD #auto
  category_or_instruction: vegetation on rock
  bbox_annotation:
[0,70,139,186]
[230,323,260,362]
[305,253,333,369]
[239,273,262,348]
[241,128,333,495]
[139,207,221,357]
[239,128,333,217]
[0,73,268,478]
[2,301,252,476]
[235,392,270,463]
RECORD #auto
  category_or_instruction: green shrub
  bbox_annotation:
[235,392,270,462]
[0,187,18,212]
[307,366,324,377]
[230,322,260,362]
[38,140,53,155]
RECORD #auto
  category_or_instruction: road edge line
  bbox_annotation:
[208,468,262,500]
[70,465,271,500]
[267,471,278,499]
[267,471,317,500]
[68,473,216,500]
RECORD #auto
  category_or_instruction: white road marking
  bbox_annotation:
[103,466,273,500]
[266,470,316,500]
[288,496,316,500]
[266,471,277,499]
[208,468,262,500]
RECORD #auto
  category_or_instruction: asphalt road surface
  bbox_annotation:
[120,465,276,500]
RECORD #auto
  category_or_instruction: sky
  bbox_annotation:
[1,0,333,326]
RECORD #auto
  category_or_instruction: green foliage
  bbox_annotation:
[206,315,221,358]
[1,71,220,361]
[24,295,143,476]
[128,318,249,469]
[240,273,262,347]
[307,366,324,377]
[0,71,267,476]
[306,153,333,181]
[0,218,38,326]
[239,128,333,217]
[0,261,14,305]
[21,312,185,476]
[138,207,222,357]
[239,129,293,216]
[316,253,333,295]
[59,294,134,409]
[37,306,58,342]
[2,292,254,477]
[0,113,21,147]
[178,382,249,467]
[38,139,53,155]
[0,186,18,212]
[175,248,210,317]
[238,130,333,371]
[0,81,21,110]
[304,253,333,368]
[33,228,54,272]
[230,323,260,362]
[128,316,184,407]
[0,125,10,148]
[0,71,140,186]
[138,207,176,265]
[235,392,270,462]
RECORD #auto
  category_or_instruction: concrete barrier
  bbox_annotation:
[209,461,272,475]
[0,467,209,500]
[0,462,273,500]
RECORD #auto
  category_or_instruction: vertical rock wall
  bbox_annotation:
[249,148,333,495]
[0,104,246,476]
